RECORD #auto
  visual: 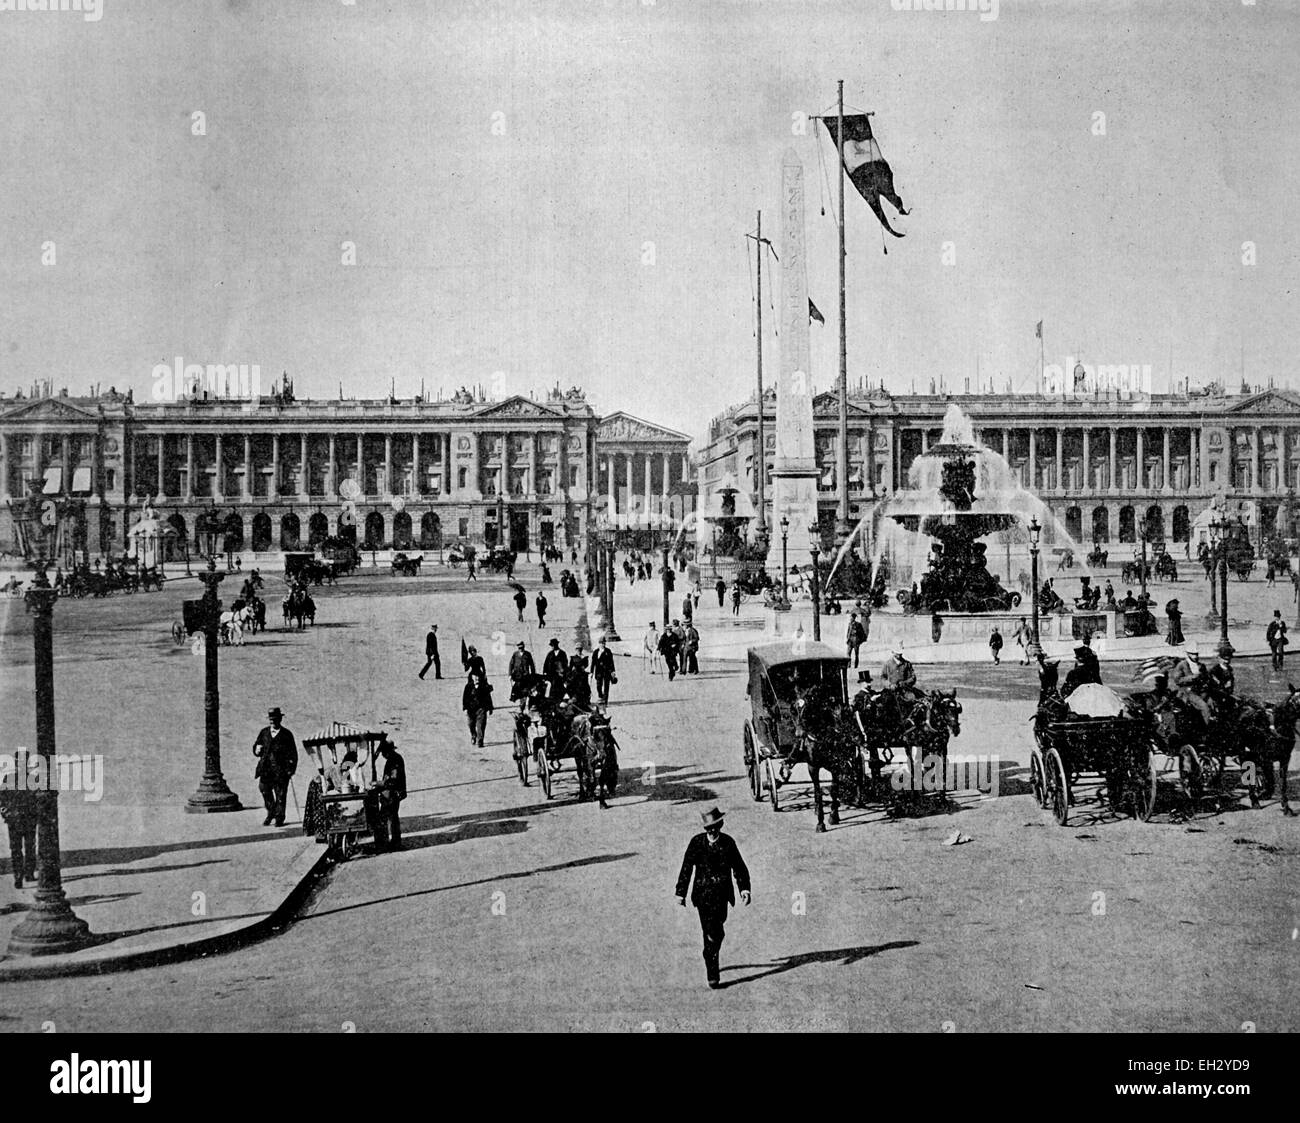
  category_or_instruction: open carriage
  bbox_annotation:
[301,722,391,859]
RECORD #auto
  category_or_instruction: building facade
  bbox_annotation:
[0,385,695,562]
[701,384,1300,550]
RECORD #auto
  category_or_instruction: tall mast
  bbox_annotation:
[754,209,767,538]
[835,80,850,541]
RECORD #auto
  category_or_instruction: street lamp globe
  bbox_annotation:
[1028,517,1041,550]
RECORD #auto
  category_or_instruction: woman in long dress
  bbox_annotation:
[1165,598,1184,646]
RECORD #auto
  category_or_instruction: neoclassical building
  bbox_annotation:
[701,383,1300,549]
[0,385,696,562]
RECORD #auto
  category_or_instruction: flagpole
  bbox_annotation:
[754,209,767,541]
[1038,322,1045,396]
[835,79,850,544]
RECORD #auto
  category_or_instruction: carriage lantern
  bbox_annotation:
[1027,517,1043,661]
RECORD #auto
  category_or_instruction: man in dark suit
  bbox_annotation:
[418,623,442,680]
[542,638,568,693]
[591,636,616,704]
[536,589,548,628]
[509,641,536,701]
[658,623,681,681]
[676,806,751,989]
[371,736,407,851]
[463,644,487,679]
[253,707,298,827]
[0,787,37,889]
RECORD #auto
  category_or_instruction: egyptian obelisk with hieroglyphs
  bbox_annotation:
[768,149,820,576]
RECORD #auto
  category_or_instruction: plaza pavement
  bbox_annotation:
[0,558,1296,1029]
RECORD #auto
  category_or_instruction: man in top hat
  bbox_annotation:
[591,635,616,705]
[1266,609,1288,671]
[418,623,442,680]
[542,637,568,693]
[252,707,298,827]
[675,806,751,989]
[1061,642,1102,697]
[371,735,406,851]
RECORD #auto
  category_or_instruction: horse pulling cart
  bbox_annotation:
[512,679,619,806]
[301,722,392,859]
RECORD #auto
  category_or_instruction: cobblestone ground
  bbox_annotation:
[0,560,1296,1032]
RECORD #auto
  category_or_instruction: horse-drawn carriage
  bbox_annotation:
[1086,545,1109,569]
[446,541,473,568]
[1120,558,1152,585]
[511,677,619,807]
[391,552,424,576]
[301,722,394,859]
[485,545,517,573]
[283,586,316,629]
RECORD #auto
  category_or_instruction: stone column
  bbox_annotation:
[607,453,615,517]
[1001,429,1009,462]
[384,433,393,498]
[356,433,364,494]
[1082,429,1092,492]
[1028,429,1037,490]
[0,433,8,498]
[1135,429,1145,491]
[1191,429,1199,490]
[185,434,194,499]
[412,433,420,497]
[1109,429,1117,493]
[214,434,224,499]
[271,434,281,500]
[1055,428,1064,493]
[441,433,450,496]
[327,433,337,496]
[1162,428,1171,492]
[300,433,309,499]
[1278,427,1286,492]
[155,435,165,498]
[664,453,672,504]
[1253,427,1262,494]
[528,434,537,499]
[921,429,929,454]
[243,435,253,499]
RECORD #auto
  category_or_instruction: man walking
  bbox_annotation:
[989,626,1003,665]
[675,806,751,989]
[715,576,726,608]
[659,620,682,681]
[730,581,741,616]
[684,622,700,675]
[592,636,616,704]
[372,735,406,851]
[1011,616,1031,664]
[252,707,298,828]
[682,593,693,626]
[509,640,536,701]
[643,621,661,674]
[1267,609,1288,671]
[418,623,442,680]
[0,787,36,889]
[542,637,569,694]
[536,589,548,628]
[462,671,494,747]
[513,586,527,623]
[845,611,865,668]
[466,555,477,581]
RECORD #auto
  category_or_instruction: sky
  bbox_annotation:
[1,0,1296,446]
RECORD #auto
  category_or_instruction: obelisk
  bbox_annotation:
[768,149,820,577]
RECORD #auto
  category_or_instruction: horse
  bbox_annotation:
[571,709,619,808]
[218,608,249,646]
[888,689,962,799]
[282,588,315,630]
[792,686,869,832]
[1262,686,1299,816]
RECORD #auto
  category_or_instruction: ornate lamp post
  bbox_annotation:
[185,558,242,812]
[1206,521,1220,626]
[808,534,822,642]
[661,542,671,629]
[605,532,620,641]
[1027,517,1043,661]
[780,515,790,605]
[1137,517,1150,604]
[7,566,94,956]
[1211,517,1233,659]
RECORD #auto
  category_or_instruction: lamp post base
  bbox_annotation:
[185,776,243,814]
[7,891,94,957]
[1216,638,1235,661]
[1025,641,1044,662]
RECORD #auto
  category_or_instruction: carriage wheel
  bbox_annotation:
[1207,748,1227,787]
[1178,744,1204,807]
[767,759,781,811]
[1047,749,1070,826]
[339,832,354,860]
[1135,754,1159,822]
[745,728,763,802]
[1029,748,1047,808]
[537,748,552,799]
[515,740,529,787]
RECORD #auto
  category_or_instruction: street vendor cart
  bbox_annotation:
[301,721,390,858]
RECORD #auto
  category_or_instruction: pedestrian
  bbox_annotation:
[715,576,726,608]
[1012,616,1030,664]
[845,611,865,668]
[418,623,442,680]
[466,556,477,581]
[1267,609,1288,671]
[989,626,1003,664]
[371,735,406,851]
[462,643,487,679]
[1165,598,1184,646]
[592,636,617,704]
[567,645,593,709]
[536,589,548,628]
[513,587,527,622]
[675,806,751,990]
[730,582,741,616]
[543,637,569,693]
[684,622,700,675]
[541,562,552,584]
[1267,561,1276,587]
[508,640,536,701]
[0,787,37,890]
[643,621,661,674]
[505,554,514,581]
[462,671,494,746]
[658,622,681,681]
[682,593,693,625]
[252,707,298,828]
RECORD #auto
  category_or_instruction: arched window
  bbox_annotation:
[420,511,442,549]
[364,511,385,548]
[1172,505,1189,543]
[280,512,301,551]
[1064,506,1082,542]
[252,512,273,552]
[308,512,329,546]
[1144,505,1164,542]
[393,510,413,549]
[1091,506,1109,543]
[167,513,187,559]
[1118,505,1135,543]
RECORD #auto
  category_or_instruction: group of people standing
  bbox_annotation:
[643,618,700,681]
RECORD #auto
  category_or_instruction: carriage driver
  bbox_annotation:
[880,645,922,728]
[1171,649,1215,724]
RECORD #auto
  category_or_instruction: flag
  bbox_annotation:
[1035,320,1043,340]
[460,637,469,670]
[809,299,825,325]
[1132,654,1179,685]
[820,114,909,238]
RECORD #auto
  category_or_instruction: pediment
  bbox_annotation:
[597,412,690,444]
[473,396,561,420]
[812,392,874,418]
[0,397,100,423]
[1225,390,1300,415]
